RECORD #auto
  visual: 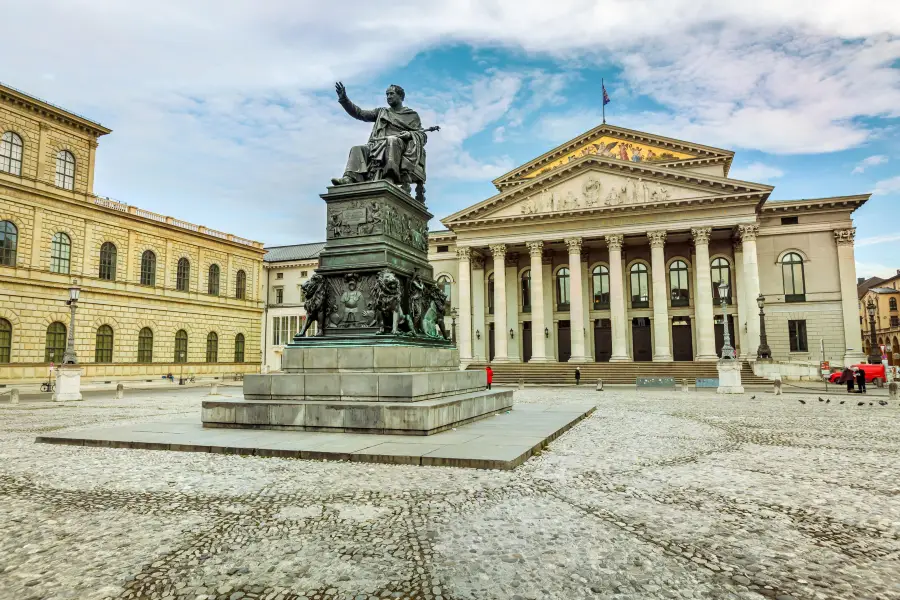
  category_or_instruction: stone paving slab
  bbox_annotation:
[35,402,595,470]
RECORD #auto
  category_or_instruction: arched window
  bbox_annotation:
[95,325,113,363]
[487,273,495,314]
[176,257,190,292]
[782,252,806,302]
[630,263,649,308]
[206,331,218,362]
[0,220,18,267]
[521,270,531,312]
[138,327,153,363]
[711,258,731,303]
[50,232,71,274]
[45,322,66,363]
[234,333,245,362]
[890,298,898,311]
[99,242,117,281]
[592,265,610,309]
[174,330,188,363]
[556,267,570,310]
[140,250,156,286]
[0,318,11,363]
[235,269,246,299]
[0,131,23,176]
[208,264,220,295]
[669,260,690,307]
[55,150,76,190]
[437,275,452,310]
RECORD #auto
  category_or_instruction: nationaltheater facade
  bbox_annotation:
[0,83,266,382]
[428,124,868,368]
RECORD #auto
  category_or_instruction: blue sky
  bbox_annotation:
[3,1,899,276]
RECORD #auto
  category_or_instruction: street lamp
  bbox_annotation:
[178,350,187,385]
[756,294,772,360]
[449,307,458,344]
[62,279,81,364]
[867,298,881,365]
[718,280,735,360]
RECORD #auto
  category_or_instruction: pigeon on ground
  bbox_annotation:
[878,400,888,406]
[826,399,831,403]
[819,397,824,402]
[870,402,874,406]
[840,401,845,404]
[750,396,756,400]
[798,399,806,404]
[858,402,865,406]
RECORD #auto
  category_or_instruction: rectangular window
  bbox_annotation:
[276,272,284,279]
[788,320,808,352]
[301,271,308,277]
[892,316,899,327]
[781,216,799,225]
[275,287,284,304]
[437,245,449,253]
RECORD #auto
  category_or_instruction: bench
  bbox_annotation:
[636,377,676,389]
[695,378,720,388]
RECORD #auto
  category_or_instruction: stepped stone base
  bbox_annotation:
[209,345,513,435]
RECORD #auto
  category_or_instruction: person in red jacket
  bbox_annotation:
[485,365,493,390]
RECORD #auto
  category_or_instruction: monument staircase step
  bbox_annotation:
[465,361,772,386]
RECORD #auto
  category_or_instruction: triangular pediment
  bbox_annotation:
[492,123,734,189]
[443,156,771,226]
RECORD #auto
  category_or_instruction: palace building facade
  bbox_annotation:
[0,83,266,382]
[427,124,869,368]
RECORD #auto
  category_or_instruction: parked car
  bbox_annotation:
[828,363,886,386]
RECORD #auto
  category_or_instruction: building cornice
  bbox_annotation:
[760,195,870,214]
[0,82,112,138]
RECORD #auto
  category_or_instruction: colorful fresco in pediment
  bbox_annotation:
[518,135,696,180]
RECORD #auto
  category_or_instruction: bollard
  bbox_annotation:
[596,378,603,391]
[681,378,689,392]
[10,389,19,404]
[773,377,783,396]
[115,383,124,399]
[890,381,899,402]
[518,378,524,391]
[210,383,218,396]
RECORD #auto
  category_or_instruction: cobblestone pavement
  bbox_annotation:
[1,387,899,600]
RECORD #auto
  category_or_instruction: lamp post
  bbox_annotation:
[867,299,881,365]
[62,280,81,364]
[718,281,735,360]
[450,307,458,344]
[177,350,187,385]
[756,294,772,360]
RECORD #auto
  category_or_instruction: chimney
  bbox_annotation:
[858,277,865,285]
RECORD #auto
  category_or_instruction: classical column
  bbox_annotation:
[606,234,630,362]
[526,241,549,362]
[471,253,487,361]
[456,247,473,362]
[835,229,866,366]
[733,239,746,356]
[29,207,44,269]
[691,227,717,361]
[87,139,99,195]
[81,220,93,276]
[542,250,556,360]
[648,230,673,361]
[565,237,590,362]
[490,244,510,362]
[504,252,520,362]
[580,248,593,360]
[738,224,761,360]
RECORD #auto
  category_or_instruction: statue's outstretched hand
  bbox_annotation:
[398,131,412,141]
[335,81,347,101]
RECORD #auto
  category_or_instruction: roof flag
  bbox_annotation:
[602,79,610,124]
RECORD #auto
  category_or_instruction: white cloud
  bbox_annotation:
[857,233,900,247]
[852,154,889,174]
[873,175,900,196]
[856,261,900,279]
[2,0,898,243]
[729,162,785,182]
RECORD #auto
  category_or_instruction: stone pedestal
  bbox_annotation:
[206,345,513,435]
[716,360,744,394]
[53,365,83,402]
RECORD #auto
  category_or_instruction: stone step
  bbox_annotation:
[466,361,771,385]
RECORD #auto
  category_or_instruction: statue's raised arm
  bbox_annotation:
[330,82,439,202]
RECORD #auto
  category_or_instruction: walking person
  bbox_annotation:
[575,366,581,386]
[856,367,867,394]
[485,365,493,390]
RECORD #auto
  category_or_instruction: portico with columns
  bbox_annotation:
[427,124,870,369]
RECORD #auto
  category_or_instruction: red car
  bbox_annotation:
[828,364,886,386]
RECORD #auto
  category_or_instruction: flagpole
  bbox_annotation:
[602,78,606,124]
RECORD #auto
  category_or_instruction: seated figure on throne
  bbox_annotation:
[330,82,436,197]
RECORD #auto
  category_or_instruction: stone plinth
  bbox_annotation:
[53,365,83,402]
[716,360,744,394]
[214,345,513,435]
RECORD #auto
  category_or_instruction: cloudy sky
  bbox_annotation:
[4,1,899,276]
